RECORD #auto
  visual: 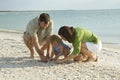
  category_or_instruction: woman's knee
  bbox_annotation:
[80,47,86,53]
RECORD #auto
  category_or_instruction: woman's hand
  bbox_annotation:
[56,54,77,64]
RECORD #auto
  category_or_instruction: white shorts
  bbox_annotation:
[86,41,102,53]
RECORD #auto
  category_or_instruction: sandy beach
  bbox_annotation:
[0,31,120,80]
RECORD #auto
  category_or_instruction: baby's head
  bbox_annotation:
[50,35,62,45]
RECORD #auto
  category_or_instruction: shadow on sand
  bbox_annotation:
[0,56,73,68]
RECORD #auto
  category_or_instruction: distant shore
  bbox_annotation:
[0,8,120,12]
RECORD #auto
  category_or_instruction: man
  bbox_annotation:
[23,13,53,62]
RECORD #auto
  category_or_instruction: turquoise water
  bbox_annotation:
[0,9,120,44]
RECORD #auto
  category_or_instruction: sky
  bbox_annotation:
[0,0,120,11]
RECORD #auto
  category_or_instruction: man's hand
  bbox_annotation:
[40,55,48,62]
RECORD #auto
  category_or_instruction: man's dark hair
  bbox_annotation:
[39,13,50,24]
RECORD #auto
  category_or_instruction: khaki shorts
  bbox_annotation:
[23,31,47,46]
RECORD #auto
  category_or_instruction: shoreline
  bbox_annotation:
[0,29,120,49]
[0,29,23,34]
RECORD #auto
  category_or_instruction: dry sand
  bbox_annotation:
[0,31,120,80]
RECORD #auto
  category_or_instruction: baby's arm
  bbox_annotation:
[53,46,63,60]
[53,53,62,60]
[49,48,55,61]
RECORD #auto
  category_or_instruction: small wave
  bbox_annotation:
[102,42,120,45]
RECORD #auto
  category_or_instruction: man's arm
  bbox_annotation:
[32,35,47,61]
[41,36,50,50]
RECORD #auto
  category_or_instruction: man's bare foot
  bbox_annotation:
[30,55,34,59]
[46,55,50,60]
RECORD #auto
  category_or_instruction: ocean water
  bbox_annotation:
[0,9,120,44]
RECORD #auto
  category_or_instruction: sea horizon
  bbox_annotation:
[0,8,120,12]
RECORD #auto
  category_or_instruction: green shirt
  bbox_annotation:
[72,27,100,55]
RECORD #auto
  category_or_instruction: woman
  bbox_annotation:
[56,26,102,63]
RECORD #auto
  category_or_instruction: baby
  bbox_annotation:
[42,35,71,61]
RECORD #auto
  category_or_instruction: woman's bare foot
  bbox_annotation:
[74,54,88,62]
[83,55,98,62]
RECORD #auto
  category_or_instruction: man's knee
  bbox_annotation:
[23,33,31,43]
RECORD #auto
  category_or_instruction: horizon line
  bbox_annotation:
[0,8,120,12]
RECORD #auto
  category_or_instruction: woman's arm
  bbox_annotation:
[32,35,47,62]
[56,53,77,64]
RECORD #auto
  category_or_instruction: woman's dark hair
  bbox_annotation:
[58,26,75,43]
[39,13,50,24]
